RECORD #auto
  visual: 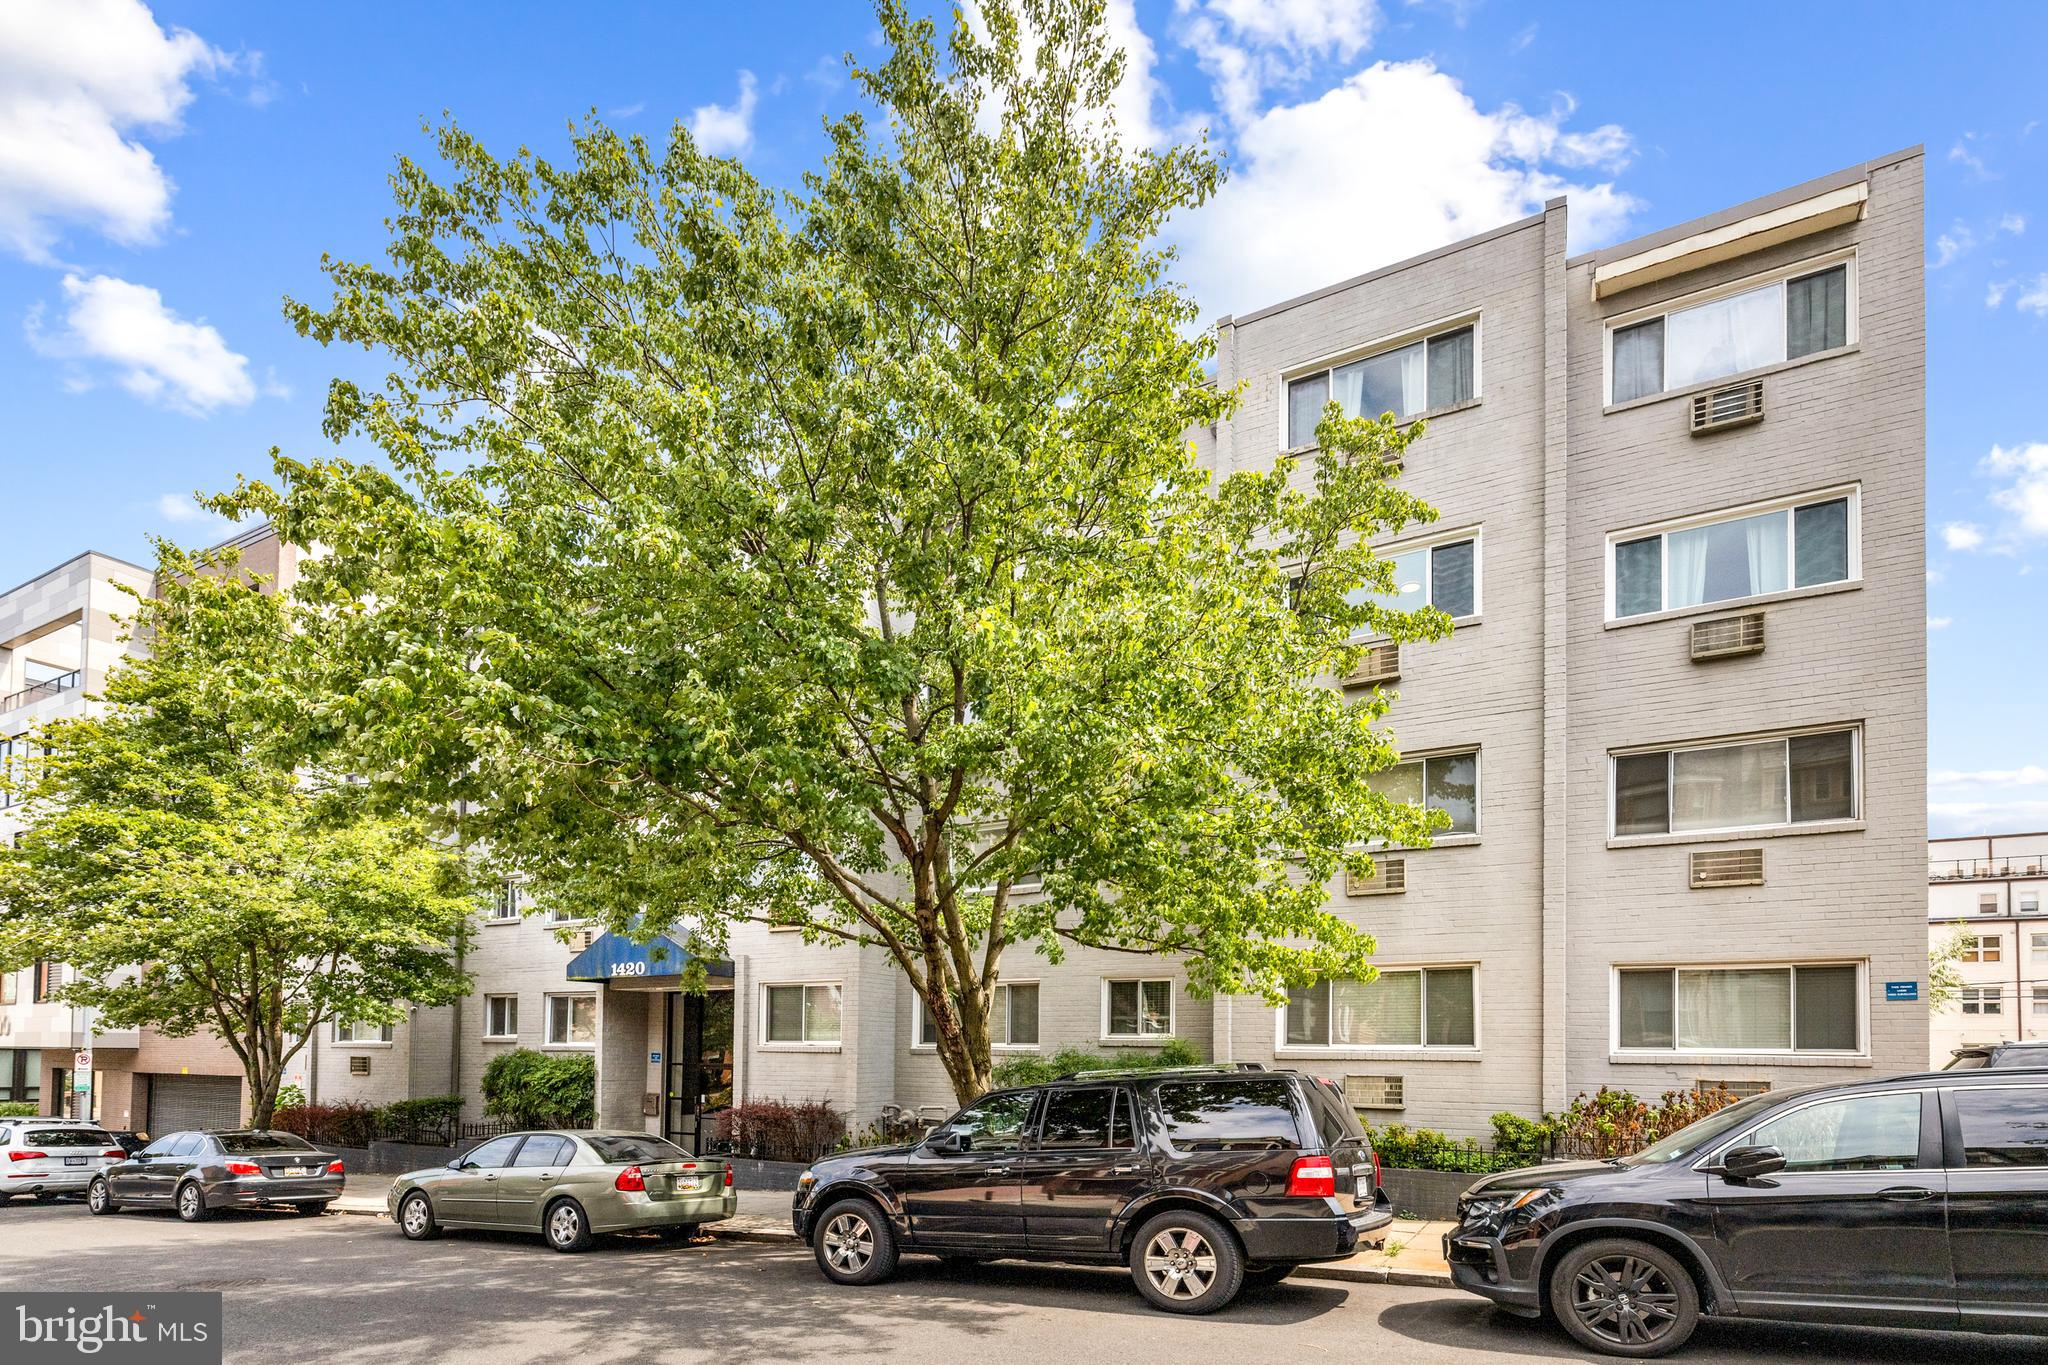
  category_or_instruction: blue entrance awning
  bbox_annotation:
[565,930,734,984]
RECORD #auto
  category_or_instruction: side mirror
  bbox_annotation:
[451,1160,473,1171]
[925,1129,971,1155]
[1714,1145,1786,1183]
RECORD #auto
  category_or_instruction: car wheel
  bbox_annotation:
[175,1182,211,1223]
[1549,1238,1699,1359]
[812,1198,897,1286]
[87,1178,119,1216]
[1243,1264,1294,1289]
[398,1192,440,1241]
[544,1198,594,1253]
[1129,1209,1244,1314]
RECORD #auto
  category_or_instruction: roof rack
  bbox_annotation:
[1053,1062,1268,1082]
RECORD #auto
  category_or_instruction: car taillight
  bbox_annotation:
[326,1160,345,1174]
[102,1150,126,1159]
[224,1161,262,1176]
[723,1167,733,1188]
[9,1151,47,1162]
[615,1165,646,1192]
[1371,1148,1382,1190]
[1286,1155,1337,1198]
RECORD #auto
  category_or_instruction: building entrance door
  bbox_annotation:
[662,991,734,1154]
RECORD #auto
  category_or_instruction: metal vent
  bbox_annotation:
[574,929,600,951]
[349,1055,371,1076]
[1689,379,1765,433]
[1343,1074,1405,1111]
[1696,1078,1770,1099]
[1690,848,1764,889]
[1346,857,1407,896]
[1344,642,1401,687]
[1690,612,1765,661]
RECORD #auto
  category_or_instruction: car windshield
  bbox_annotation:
[23,1129,114,1148]
[584,1134,688,1164]
[1616,1092,1786,1165]
[217,1132,314,1154]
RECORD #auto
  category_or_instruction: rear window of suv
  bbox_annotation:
[1153,1078,1304,1152]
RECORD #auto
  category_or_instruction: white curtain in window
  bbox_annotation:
[1678,968,1791,1049]
[1334,343,1426,421]
[1666,527,1710,609]
[1744,511,1790,599]
[1666,282,1785,389]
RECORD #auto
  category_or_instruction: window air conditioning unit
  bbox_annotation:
[1690,848,1764,889]
[574,928,600,952]
[1689,379,1765,433]
[1346,857,1407,896]
[1343,1074,1405,1111]
[1344,642,1401,688]
[1690,612,1765,662]
[1696,1078,1769,1099]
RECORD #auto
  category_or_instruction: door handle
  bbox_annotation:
[483,1173,499,1182]
[1877,1185,1934,1201]
[1111,1166,1142,1174]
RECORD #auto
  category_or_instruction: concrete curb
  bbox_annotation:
[332,1200,800,1244]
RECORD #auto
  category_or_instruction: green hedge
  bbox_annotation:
[0,1101,36,1118]
[990,1038,1202,1088]
[481,1049,596,1127]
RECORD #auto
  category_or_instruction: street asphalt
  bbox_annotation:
[6,1194,2044,1365]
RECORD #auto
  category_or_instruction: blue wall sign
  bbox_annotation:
[564,930,734,983]
[650,1051,662,1065]
[1884,981,1920,1002]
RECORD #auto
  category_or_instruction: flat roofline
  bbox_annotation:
[1931,830,2048,845]
[1567,145,1923,270]
[0,549,154,605]
[197,521,276,557]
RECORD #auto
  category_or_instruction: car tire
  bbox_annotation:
[812,1198,898,1286]
[87,1178,119,1216]
[1243,1264,1294,1289]
[544,1198,594,1253]
[398,1191,440,1241]
[176,1182,211,1223]
[1548,1237,1700,1359]
[1129,1208,1245,1315]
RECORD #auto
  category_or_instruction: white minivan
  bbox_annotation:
[0,1121,127,1201]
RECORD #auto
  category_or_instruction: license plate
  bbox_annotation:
[64,1156,87,1167]
[279,1166,309,1177]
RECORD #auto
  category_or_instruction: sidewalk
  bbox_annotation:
[334,1174,1453,1284]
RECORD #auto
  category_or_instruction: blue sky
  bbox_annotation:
[2,1,2044,832]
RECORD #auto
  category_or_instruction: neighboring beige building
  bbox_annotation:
[309,148,1930,1141]
[1928,833,2048,1063]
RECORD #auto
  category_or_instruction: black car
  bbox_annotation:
[792,1065,1392,1314]
[88,1129,345,1221]
[1946,1038,2048,1069]
[1445,1069,2048,1357]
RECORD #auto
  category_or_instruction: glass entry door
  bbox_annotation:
[663,990,734,1154]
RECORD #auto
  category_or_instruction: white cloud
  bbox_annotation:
[963,0,1173,149]
[1932,764,2048,787]
[1174,60,1637,319]
[1986,278,2014,308]
[1925,568,1943,584]
[1999,211,2026,236]
[1929,800,2048,837]
[1941,521,1985,551]
[26,273,254,414]
[1985,442,2048,537]
[155,491,227,526]
[1178,0,1380,125]
[2017,274,2048,316]
[689,70,758,156]
[1949,134,1993,180]
[1926,615,1952,630]
[1931,222,1973,268]
[0,0,226,262]
[608,102,645,120]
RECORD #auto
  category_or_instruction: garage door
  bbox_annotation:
[144,1074,243,1135]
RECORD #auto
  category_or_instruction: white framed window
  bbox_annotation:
[1959,986,2003,1017]
[1962,934,2002,964]
[1607,487,1858,620]
[1280,966,1478,1050]
[2021,892,2041,915]
[484,994,519,1040]
[544,904,583,925]
[1605,254,1854,405]
[1102,979,1174,1039]
[2034,986,2048,1018]
[489,880,521,921]
[1367,749,1480,838]
[1350,531,1480,627]
[1980,893,2003,915]
[1611,725,1859,839]
[1284,319,1478,448]
[544,994,597,1047]
[916,982,1040,1050]
[2032,931,2048,964]
[334,1019,394,1045]
[1613,962,1863,1055]
[763,983,843,1046]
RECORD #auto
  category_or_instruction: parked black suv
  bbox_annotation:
[1946,1038,2048,1069]
[791,1065,1392,1313]
[1444,1069,2048,1357]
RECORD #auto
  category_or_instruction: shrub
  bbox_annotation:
[1366,1123,1521,1174]
[1488,1110,1554,1167]
[1549,1085,1740,1159]
[481,1049,595,1127]
[989,1037,1204,1088]
[273,1083,307,1112]
[383,1094,464,1142]
[714,1100,846,1163]
[272,1102,382,1149]
[0,1101,36,1118]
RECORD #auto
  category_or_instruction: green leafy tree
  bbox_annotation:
[1928,921,1972,1012]
[228,0,1449,1104]
[0,552,476,1127]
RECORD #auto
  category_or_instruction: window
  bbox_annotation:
[1616,963,1861,1053]
[2034,986,2048,1018]
[1103,979,1174,1038]
[1960,986,2003,1017]
[512,1135,574,1167]
[0,970,13,1007]
[2034,932,2048,964]
[1981,893,2003,916]
[545,994,597,1046]
[764,983,842,1045]
[1286,324,1476,446]
[1953,1086,2048,1167]
[934,1092,1037,1153]
[1348,536,1479,625]
[32,960,61,1003]
[484,995,519,1040]
[218,1132,312,1154]
[1283,967,1477,1049]
[917,982,1039,1049]
[585,1133,687,1163]
[1036,1087,1134,1150]
[334,1019,394,1044]
[490,881,521,921]
[1609,261,1850,404]
[1963,934,2002,964]
[1609,491,1855,619]
[544,904,582,925]
[2022,893,2041,915]
[1367,751,1479,837]
[1612,727,1858,838]
[459,1134,523,1170]
[1154,1077,1304,1152]
[0,738,40,811]
[1745,1093,1921,1173]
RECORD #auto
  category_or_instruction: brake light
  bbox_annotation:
[102,1150,126,1159]
[1286,1155,1337,1198]
[1371,1148,1382,1190]
[723,1166,733,1188]
[224,1161,262,1176]
[326,1160,345,1174]
[9,1151,47,1162]
[614,1165,646,1192]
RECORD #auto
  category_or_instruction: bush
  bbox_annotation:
[274,1083,307,1112]
[273,1102,383,1149]
[1488,1110,1554,1167]
[481,1049,595,1127]
[1549,1086,1740,1159]
[989,1037,1203,1088]
[0,1101,36,1118]
[383,1094,464,1142]
[714,1100,846,1163]
[1367,1123,1522,1174]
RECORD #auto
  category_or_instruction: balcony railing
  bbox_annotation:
[1930,855,2048,882]
[1,670,81,712]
